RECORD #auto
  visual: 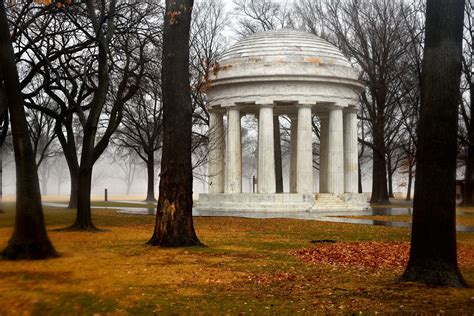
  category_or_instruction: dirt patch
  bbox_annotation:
[291,242,474,269]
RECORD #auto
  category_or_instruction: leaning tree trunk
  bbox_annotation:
[401,0,465,287]
[148,0,201,247]
[370,119,390,204]
[145,151,156,202]
[273,116,283,193]
[0,1,57,259]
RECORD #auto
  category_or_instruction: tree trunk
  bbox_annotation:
[462,81,474,206]
[370,120,390,204]
[358,158,363,193]
[406,164,413,201]
[273,116,283,193]
[68,167,78,209]
[68,165,98,231]
[387,156,395,198]
[148,0,201,247]
[0,1,57,259]
[145,151,156,202]
[401,0,465,287]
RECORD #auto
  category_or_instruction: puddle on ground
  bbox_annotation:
[116,208,474,232]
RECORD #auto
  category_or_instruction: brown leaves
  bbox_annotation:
[291,242,474,269]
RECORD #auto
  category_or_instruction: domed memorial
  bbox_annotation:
[196,29,367,212]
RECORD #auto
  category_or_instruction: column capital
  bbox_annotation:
[209,107,225,115]
[227,105,242,111]
[256,103,275,108]
[296,103,314,109]
[343,107,358,114]
[329,105,345,111]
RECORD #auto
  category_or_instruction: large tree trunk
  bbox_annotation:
[273,116,283,193]
[148,0,201,247]
[401,0,465,287]
[0,1,57,259]
[358,159,363,193]
[370,120,390,204]
[68,165,98,231]
[462,81,474,206]
[68,168,78,209]
[145,151,156,202]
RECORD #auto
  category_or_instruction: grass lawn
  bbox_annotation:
[0,204,473,314]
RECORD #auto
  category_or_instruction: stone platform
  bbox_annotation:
[196,193,369,212]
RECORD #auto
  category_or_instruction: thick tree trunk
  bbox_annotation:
[145,151,156,202]
[358,159,363,193]
[67,165,98,231]
[0,2,57,259]
[401,0,465,287]
[148,0,201,247]
[273,116,283,193]
[370,120,390,204]
[462,82,474,206]
[68,166,78,209]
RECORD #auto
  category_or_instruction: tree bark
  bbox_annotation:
[401,0,465,287]
[68,168,78,209]
[145,151,156,202]
[68,164,98,231]
[387,156,395,198]
[370,119,390,204]
[358,158,363,193]
[148,0,201,247]
[273,116,283,193]
[0,1,57,259]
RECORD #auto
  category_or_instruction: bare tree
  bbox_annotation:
[0,0,57,259]
[401,0,466,287]
[12,1,156,230]
[148,0,201,247]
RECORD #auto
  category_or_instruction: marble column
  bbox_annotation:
[289,115,298,193]
[319,115,329,193]
[296,105,314,194]
[328,107,344,195]
[208,110,225,193]
[225,107,242,193]
[257,105,276,193]
[344,109,358,193]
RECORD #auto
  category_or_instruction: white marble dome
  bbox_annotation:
[206,29,364,114]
